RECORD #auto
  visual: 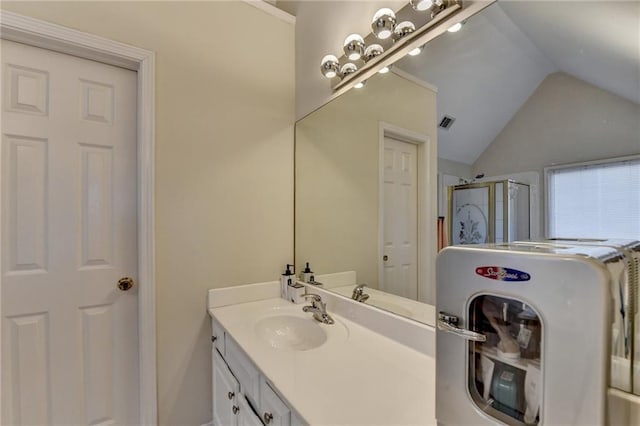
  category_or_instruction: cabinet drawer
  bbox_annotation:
[259,377,291,426]
[225,335,261,408]
[213,350,239,426]
[211,318,226,355]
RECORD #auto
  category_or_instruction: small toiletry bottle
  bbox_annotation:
[300,262,314,283]
[518,304,540,359]
[280,264,294,300]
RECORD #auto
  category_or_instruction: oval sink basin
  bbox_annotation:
[254,315,327,351]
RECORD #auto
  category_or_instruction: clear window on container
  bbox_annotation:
[468,295,543,425]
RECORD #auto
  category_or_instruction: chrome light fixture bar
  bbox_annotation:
[333,0,463,90]
[321,0,496,94]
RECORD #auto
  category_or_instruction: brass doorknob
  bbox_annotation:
[383,255,389,261]
[117,277,135,291]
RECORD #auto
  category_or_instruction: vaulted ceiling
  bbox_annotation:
[280,0,640,165]
[393,1,640,164]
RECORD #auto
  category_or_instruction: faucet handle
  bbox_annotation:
[303,293,321,302]
[352,284,367,295]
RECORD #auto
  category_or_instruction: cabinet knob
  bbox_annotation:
[211,335,217,342]
[227,391,234,400]
[232,405,239,415]
[263,412,274,424]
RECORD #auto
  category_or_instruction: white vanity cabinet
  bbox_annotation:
[211,318,306,426]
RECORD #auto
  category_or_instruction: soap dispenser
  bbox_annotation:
[300,262,315,283]
[280,264,294,300]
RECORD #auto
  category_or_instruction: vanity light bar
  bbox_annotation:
[334,0,462,90]
[321,0,463,90]
[321,0,495,94]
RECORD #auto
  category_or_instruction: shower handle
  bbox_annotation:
[438,312,487,342]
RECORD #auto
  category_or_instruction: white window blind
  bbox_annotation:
[546,157,640,240]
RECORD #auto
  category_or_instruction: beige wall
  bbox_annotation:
[472,72,640,232]
[1,2,295,425]
[438,158,472,179]
[473,72,640,177]
[296,72,437,296]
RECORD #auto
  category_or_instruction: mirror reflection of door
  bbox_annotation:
[382,136,418,299]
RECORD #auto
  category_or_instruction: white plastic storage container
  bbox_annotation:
[436,243,622,425]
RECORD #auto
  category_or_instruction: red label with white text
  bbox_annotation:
[475,266,530,282]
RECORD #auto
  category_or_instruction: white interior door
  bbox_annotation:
[382,137,418,299]
[1,39,139,425]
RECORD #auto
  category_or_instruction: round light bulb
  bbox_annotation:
[447,22,463,33]
[408,46,423,56]
[343,34,365,61]
[320,54,339,78]
[372,8,395,22]
[378,66,391,74]
[364,44,384,62]
[393,21,416,41]
[340,63,358,78]
[378,29,392,39]
[354,81,365,89]
[410,0,433,11]
[371,8,397,40]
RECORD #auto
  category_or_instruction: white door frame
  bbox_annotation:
[0,11,157,425]
[378,122,436,304]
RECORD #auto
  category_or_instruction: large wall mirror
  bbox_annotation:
[295,1,640,326]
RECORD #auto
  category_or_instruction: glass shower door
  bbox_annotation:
[449,184,492,245]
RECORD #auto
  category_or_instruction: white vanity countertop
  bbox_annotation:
[209,297,436,426]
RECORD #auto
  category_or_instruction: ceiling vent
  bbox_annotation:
[439,115,456,130]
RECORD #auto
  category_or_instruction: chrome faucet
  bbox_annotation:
[352,284,370,303]
[302,294,335,324]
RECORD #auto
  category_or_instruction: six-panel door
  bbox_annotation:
[1,39,139,424]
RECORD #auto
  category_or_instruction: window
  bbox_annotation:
[545,156,640,240]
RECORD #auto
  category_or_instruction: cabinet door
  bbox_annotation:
[259,378,291,426]
[213,350,239,426]
[237,395,263,426]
